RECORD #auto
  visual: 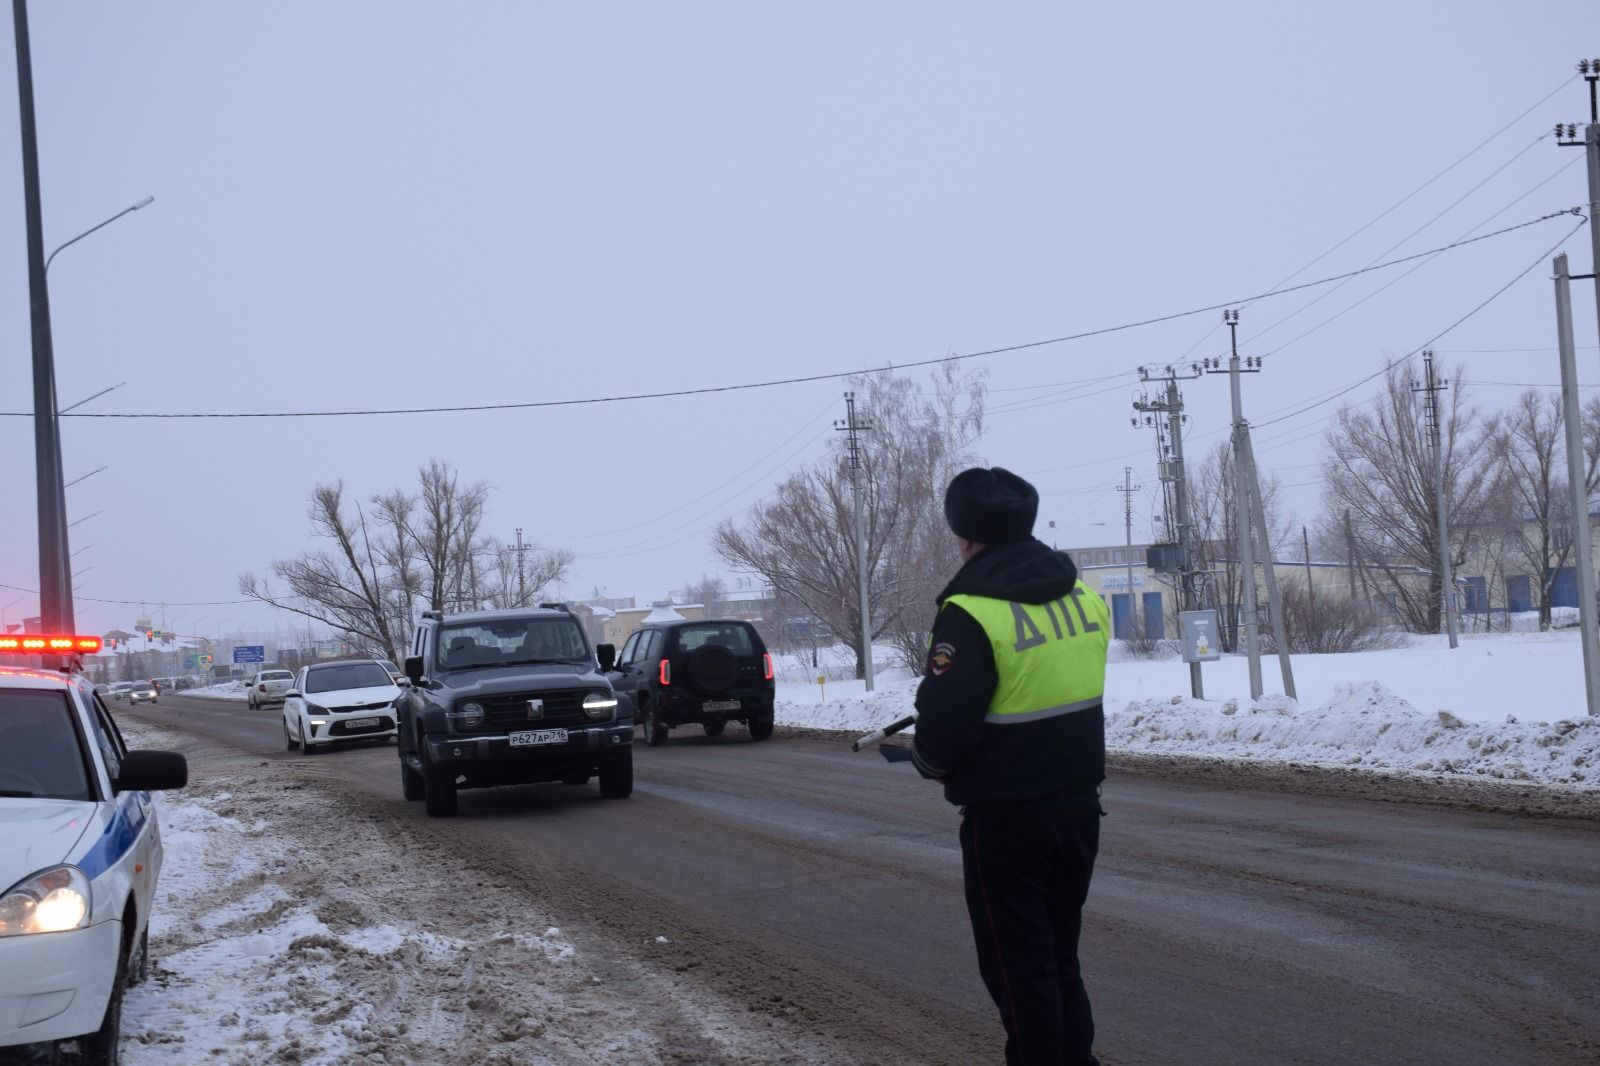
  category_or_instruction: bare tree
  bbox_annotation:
[1489,390,1600,629]
[715,362,986,677]
[239,482,410,662]
[239,460,562,660]
[674,574,728,614]
[1320,363,1497,633]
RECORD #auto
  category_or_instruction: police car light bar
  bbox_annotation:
[0,634,103,654]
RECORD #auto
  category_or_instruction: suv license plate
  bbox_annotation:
[510,728,569,747]
[346,717,380,728]
[702,699,740,712]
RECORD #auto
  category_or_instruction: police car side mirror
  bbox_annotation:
[596,643,616,672]
[284,690,301,699]
[114,750,188,793]
[404,655,425,685]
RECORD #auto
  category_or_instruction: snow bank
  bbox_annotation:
[773,630,1600,790]
[1109,681,1598,786]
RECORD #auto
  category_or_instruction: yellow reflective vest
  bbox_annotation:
[944,584,1111,724]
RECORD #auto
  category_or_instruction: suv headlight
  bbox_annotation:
[582,692,618,720]
[0,866,91,937]
[449,701,486,730]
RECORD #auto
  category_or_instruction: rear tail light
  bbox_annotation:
[658,659,671,686]
[258,684,267,692]
[762,653,773,680]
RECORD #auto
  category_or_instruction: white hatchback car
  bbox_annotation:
[0,663,187,1061]
[245,669,295,710]
[282,659,401,754]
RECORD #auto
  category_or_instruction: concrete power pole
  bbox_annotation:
[513,527,527,607]
[835,392,875,691]
[1413,351,1460,649]
[1116,467,1142,638]
[1556,60,1600,364]
[1134,365,1203,698]
[1206,311,1263,696]
[1202,311,1295,699]
[1555,252,1600,716]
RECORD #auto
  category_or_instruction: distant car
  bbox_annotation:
[282,659,401,754]
[108,683,134,702]
[245,669,296,710]
[0,660,188,1061]
[602,618,775,745]
[376,658,405,686]
[127,682,157,706]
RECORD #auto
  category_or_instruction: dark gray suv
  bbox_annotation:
[600,618,775,746]
[397,605,632,816]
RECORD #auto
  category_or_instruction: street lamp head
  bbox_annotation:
[131,196,154,210]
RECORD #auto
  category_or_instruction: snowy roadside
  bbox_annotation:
[771,630,1600,790]
[116,722,827,1066]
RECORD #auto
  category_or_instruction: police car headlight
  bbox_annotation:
[449,701,486,729]
[0,866,91,937]
[582,693,618,719]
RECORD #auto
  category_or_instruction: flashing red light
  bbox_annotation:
[0,634,103,654]
[762,653,773,681]
[658,659,671,686]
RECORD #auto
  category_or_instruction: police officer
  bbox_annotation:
[912,466,1109,1066]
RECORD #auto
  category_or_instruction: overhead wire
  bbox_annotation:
[0,208,1574,422]
[1252,211,1590,430]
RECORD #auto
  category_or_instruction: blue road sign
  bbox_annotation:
[233,644,266,664]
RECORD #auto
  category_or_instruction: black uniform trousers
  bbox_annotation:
[959,790,1101,1066]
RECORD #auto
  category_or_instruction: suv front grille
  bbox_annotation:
[480,690,593,729]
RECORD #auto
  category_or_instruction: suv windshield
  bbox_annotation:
[437,618,590,671]
[305,662,394,693]
[0,690,92,800]
[675,623,756,656]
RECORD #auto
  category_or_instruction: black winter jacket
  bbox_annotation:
[910,538,1106,808]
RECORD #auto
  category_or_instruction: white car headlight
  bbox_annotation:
[449,701,486,729]
[583,692,618,719]
[0,866,91,937]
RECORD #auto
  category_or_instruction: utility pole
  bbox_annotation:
[1555,252,1600,717]
[1134,364,1203,697]
[1303,526,1315,626]
[12,0,70,633]
[1116,467,1142,638]
[1413,351,1460,648]
[1556,60,1600,361]
[1205,311,1263,696]
[835,392,875,691]
[1199,312,1293,697]
[513,527,528,607]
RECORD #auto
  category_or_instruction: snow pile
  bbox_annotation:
[184,680,248,701]
[772,630,1600,790]
[1109,681,1599,786]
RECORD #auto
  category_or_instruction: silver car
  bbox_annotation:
[246,669,296,709]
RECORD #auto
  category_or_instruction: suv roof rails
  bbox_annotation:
[421,610,443,621]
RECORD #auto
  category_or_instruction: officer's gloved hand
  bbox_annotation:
[879,744,915,764]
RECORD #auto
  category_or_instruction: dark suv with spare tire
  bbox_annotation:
[397,605,632,816]
[600,618,775,745]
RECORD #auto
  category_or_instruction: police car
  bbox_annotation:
[0,634,187,1063]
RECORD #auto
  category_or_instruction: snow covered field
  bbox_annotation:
[774,629,1600,789]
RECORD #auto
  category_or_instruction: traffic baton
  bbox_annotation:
[851,712,917,752]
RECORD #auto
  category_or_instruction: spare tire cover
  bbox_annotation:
[684,644,738,695]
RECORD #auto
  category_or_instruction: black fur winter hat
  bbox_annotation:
[943,466,1039,545]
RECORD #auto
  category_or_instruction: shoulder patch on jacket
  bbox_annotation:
[928,641,957,676]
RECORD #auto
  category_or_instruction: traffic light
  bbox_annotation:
[145,629,154,640]
[153,629,163,641]
[107,637,118,650]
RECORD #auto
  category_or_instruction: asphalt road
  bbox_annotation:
[130,693,1600,1066]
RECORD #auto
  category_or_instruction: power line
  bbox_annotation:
[0,208,1576,423]
[1254,212,1589,430]
[0,580,251,607]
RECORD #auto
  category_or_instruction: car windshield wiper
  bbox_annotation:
[0,789,37,798]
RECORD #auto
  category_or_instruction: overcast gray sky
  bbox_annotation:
[2,2,1596,643]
